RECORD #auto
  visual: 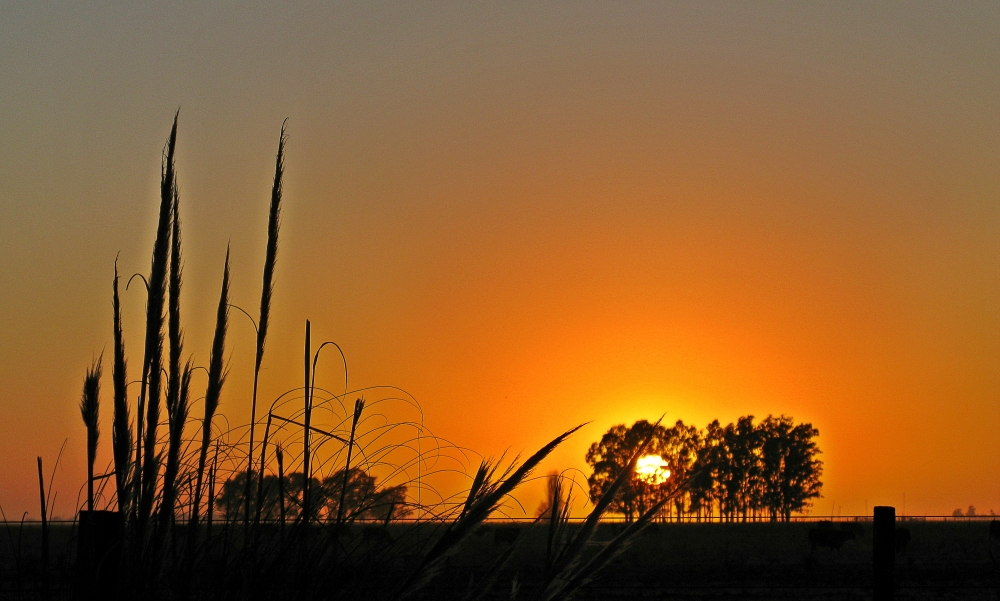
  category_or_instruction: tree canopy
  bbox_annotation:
[216,467,409,523]
[586,415,822,522]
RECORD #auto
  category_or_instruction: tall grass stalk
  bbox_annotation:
[136,113,178,527]
[157,360,191,545]
[392,424,584,600]
[112,261,132,514]
[253,413,273,526]
[36,457,48,574]
[547,415,663,578]
[79,357,102,513]
[301,320,312,525]
[207,441,219,539]
[192,249,229,540]
[542,495,672,601]
[155,183,186,544]
[335,399,365,526]
[276,445,286,540]
[245,122,286,527]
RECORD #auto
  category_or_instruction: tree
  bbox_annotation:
[585,414,823,522]
[215,470,291,521]
[320,468,410,522]
[758,416,823,521]
[215,468,410,524]
[585,420,672,522]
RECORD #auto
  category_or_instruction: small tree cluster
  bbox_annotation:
[586,415,823,522]
[216,468,410,523]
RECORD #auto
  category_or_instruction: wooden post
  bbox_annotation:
[873,505,895,601]
[76,510,124,599]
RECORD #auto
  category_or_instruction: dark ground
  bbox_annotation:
[1,519,998,599]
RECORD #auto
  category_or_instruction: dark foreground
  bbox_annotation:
[1,520,997,599]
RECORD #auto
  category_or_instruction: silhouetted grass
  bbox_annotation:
[29,114,674,601]
[79,357,102,513]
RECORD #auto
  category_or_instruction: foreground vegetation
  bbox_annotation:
[4,519,1000,599]
[16,115,692,600]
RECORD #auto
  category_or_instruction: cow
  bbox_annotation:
[895,527,911,555]
[808,527,855,551]
[361,525,394,547]
[493,525,520,545]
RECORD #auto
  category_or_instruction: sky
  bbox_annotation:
[1,2,998,518]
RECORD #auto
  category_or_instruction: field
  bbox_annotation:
[2,519,996,599]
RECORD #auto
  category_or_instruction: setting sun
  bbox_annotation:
[635,454,671,485]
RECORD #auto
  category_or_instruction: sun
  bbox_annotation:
[635,454,671,485]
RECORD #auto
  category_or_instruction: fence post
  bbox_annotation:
[76,510,124,600]
[873,506,895,601]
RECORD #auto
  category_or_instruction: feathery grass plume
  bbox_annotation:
[276,445,286,540]
[192,249,229,538]
[79,357,103,513]
[334,399,365,526]
[542,494,671,601]
[547,415,664,578]
[543,472,572,572]
[155,182,185,545]
[157,359,192,542]
[112,260,132,514]
[458,462,489,521]
[391,424,584,600]
[245,122,286,526]
[165,187,184,467]
[543,471,696,601]
[136,112,178,527]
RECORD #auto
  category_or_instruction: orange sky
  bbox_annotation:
[1,3,999,518]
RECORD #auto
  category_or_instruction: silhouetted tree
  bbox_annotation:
[585,420,673,522]
[320,468,410,522]
[215,468,409,523]
[586,415,823,522]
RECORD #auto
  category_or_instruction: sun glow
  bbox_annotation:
[635,454,670,485]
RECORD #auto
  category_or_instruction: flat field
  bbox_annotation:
[1,519,997,599]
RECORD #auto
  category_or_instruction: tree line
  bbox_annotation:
[586,415,823,522]
[215,467,410,523]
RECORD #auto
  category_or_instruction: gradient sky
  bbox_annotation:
[1,2,998,518]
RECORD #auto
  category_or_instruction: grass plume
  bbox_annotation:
[245,122,286,526]
[137,112,178,527]
[392,424,584,600]
[112,260,132,514]
[193,248,230,538]
[79,357,102,513]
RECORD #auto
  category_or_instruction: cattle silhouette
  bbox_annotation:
[493,525,520,545]
[808,521,855,551]
[361,525,393,547]
[895,526,911,554]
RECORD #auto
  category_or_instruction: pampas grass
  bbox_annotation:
[79,357,102,513]
[193,248,230,538]
[112,260,132,514]
[391,424,584,600]
[245,122,286,526]
[137,112,178,528]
